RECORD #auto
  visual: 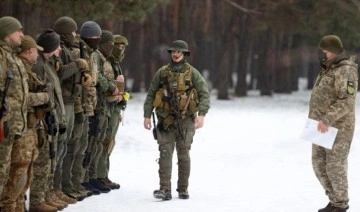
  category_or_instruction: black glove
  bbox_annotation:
[59,124,67,135]
[47,125,58,136]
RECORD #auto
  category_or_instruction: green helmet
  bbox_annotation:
[318,35,343,54]
[167,40,190,56]
[114,35,128,46]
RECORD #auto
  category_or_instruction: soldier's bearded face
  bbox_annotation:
[171,50,184,62]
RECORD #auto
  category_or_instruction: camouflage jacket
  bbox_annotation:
[93,50,115,116]
[0,41,28,137]
[143,61,210,119]
[309,52,358,129]
[80,40,98,116]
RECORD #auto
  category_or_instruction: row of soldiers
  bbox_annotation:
[0,16,129,212]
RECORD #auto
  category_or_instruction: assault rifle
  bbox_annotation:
[0,70,14,141]
[169,93,185,143]
[45,111,57,173]
[83,115,99,168]
[152,112,157,140]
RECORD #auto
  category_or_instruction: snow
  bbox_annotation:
[43,80,360,212]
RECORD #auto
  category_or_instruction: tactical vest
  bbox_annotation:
[153,63,199,121]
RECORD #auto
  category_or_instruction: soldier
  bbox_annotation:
[83,30,117,193]
[97,34,129,189]
[0,36,44,212]
[0,16,28,209]
[75,21,104,195]
[143,40,210,200]
[29,29,67,212]
[52,16,89,202]
[310,35,358,212]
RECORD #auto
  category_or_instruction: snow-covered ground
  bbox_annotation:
[42,82,360,212]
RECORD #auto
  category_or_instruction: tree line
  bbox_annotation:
[1,0,360,99]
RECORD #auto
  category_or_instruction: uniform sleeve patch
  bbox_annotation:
[347,81,355,95]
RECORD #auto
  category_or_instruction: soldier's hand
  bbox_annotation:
[317,120,329,133]
[81,73,92,88]
[144,118,151,130]
[195,115,205,129]
[75,58,89,71]
[112,88,120,96]
[116,75,124,82]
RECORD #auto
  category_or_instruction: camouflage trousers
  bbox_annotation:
[98,105,122,179]
[84,113,108,182]
[69,113,89,190]
[156,116,195,191]
[0,129,38,212]
[30,129,52,206]
[312,127,354,209]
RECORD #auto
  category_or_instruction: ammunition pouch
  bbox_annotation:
[157,115,174,132]
[35,106,46,120]
[153,89,170,110]
[27,112,37,128]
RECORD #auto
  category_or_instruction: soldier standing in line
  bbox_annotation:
[83,30,118,193]
[310,35,358,212]
[97,34,128,189]
[29,29,67,212]
[74,21,103,195]
[0,16,28,210]
[52,16,89,202]
[0,36,45,212]
[143,40,210,200]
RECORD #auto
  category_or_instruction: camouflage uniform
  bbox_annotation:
[97,35,128,188]
[143,40,210,199]
[309,35,358,210]
[0,17,28,210]
[0,39,35,212]
[83,30,116,193]
[30,29,67,211]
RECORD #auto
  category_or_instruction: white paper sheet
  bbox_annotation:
[300,118,338,149]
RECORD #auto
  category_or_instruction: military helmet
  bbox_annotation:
[80,21,101,38]
[114,35,128,46]
[167,40,190,56]
[318,35,343,54]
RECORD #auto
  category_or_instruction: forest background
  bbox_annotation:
[1,0,360,99]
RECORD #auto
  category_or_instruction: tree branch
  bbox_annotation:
[223,0,262,14]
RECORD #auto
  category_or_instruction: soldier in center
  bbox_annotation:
[143,40,210,200]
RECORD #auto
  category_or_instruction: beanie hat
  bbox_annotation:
[0,16,23,40]
[20,35,43,52]
[80,21,101,38]
[54,16,77,35]
[318,35,344,54]
[99,30,114,44]
[114,35,128,45]
[37,29,60,53]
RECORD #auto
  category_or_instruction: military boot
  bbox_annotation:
[46,192,68,210]
[81,182,101,195]
[153,189,172,200]
[318,203,349,212]
[54,189,77,204]
[62,188,86,202]
[28,203,57,212]
[89,179,111,193]
[176,189,189,199]
[97,177,120,189]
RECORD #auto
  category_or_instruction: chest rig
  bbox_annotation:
[153,63,199,128]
